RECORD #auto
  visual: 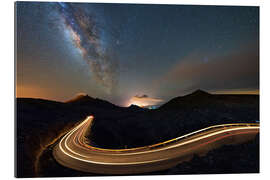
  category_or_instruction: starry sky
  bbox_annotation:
[16,2,259,107]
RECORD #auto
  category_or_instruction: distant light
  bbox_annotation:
[144,105,158,109]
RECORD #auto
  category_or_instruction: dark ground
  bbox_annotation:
[88,90,259,149]
[38,134,259,177]
[16,90,259,177]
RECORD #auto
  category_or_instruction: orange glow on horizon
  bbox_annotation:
[16,85,48,99]
[126,96,164,107]
[212,89,259,95]
[128,102,145,107]
[16,85,67,102]
[16,84,259,106]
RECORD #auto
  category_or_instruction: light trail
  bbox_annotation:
[53,116,259,174]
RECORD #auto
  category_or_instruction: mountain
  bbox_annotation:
[127,104,146,112]
[65,93,95,103]
[159,89,258,110]
[65,94,117,109]
[159,89,213,109]
[17,90,259,177]
[185,89,211,98]
[128,104,141,109]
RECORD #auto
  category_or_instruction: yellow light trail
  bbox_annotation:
[53,115,259,174]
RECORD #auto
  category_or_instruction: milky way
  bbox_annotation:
[16,2,259,104]
[56,2,117,94]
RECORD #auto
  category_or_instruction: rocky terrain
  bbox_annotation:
[16,90,259,177]
[16,94,144,177]
[37,134,259,177]
[88,90,259,149]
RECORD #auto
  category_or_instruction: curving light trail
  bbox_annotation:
[53,116,259,174]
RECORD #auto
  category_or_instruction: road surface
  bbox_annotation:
[53,116,259,174]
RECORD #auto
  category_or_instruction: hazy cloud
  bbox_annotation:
[155,43,259,97]
[134,94,148,98]
[128,95,164,107]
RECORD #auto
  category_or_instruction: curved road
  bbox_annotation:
[53,116,259,174]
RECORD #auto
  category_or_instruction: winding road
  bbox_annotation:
[53,116,259,174]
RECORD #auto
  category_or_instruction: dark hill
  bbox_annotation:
[16,90,259,177]
[186,89,211,97]
[159,89,259,110]
[88,90,259,150]
[16,95,147,177]
[16,98,85,177]
[127,104,145,112]
[66,94,117,109]
[65,94,95,103]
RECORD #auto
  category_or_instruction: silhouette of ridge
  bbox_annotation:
[159,89,258,110]
[65,94,117,109]
[185,89,211,97]
[65,94,95,103]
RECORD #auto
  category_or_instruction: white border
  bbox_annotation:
[1,0,269,180]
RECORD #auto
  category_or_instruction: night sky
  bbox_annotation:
[16,2,259,107]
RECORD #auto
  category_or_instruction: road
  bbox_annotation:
[53,116,259,174]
